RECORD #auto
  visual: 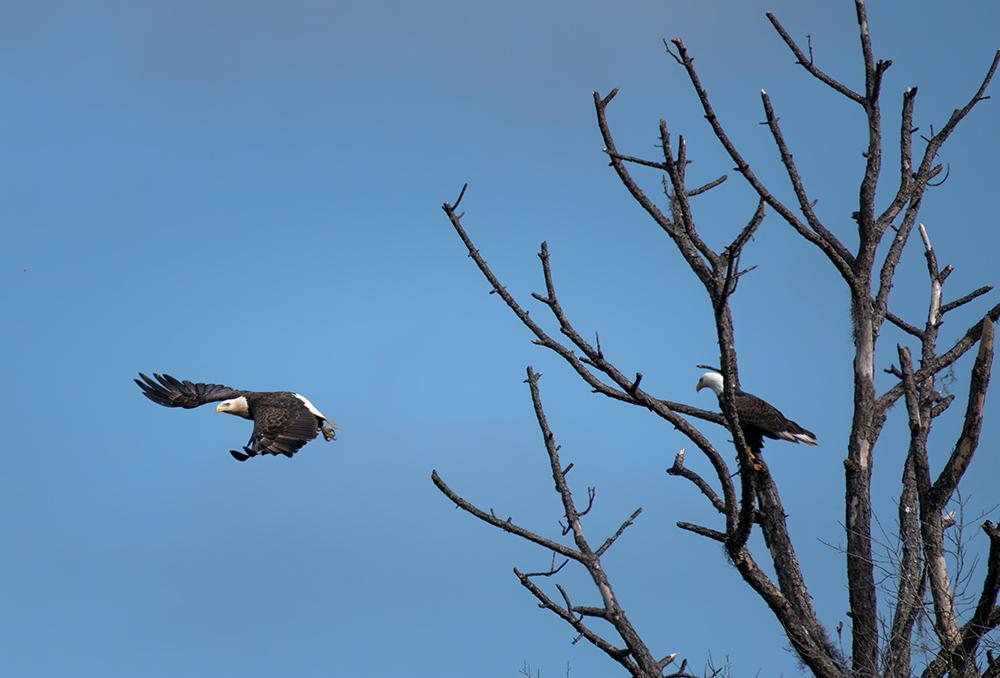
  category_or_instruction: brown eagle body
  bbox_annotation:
[135,373,338,462]
[696,371,816,464]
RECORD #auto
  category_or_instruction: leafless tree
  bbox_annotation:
[433,3,1000,677]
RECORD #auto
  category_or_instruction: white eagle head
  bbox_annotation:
[695,371,724,396]
[215,396,250,418]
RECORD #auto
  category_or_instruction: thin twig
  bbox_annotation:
[766,12,865,104]
[596,508,643,557]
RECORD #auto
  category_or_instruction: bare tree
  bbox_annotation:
[433,3,1000,677]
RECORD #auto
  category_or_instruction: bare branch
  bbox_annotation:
[725,463,756,555]
[751,468,843,671]
[596,507,643,557]
[877,305,1000,414]
[921,522,1000,678]
[875,86,919,233]
[514,568,633,671]
[873,199,926,335]
[530,237,740,525]
[664,39,856,282]
[435,367,677,677]
[446,202,727,447]
[854,1,888,255]
[926,164,951,188]
[759,89,847,260]
[662,39,682,66]
[686,174,727,197]
[886,310,924,339]
[930,319,995,508]
[522,557,569,579]
[577,487,597,519]
[451,182,469,209]
[661,401,726,426]
[765,12,865,104]
[443,198,635,405]
[605,149,667,171]
[593,90,716,287]
[918,50,1000,180]
[667,449,726,515]
[658,122,720,270]
[854,0,881,101]
[657,652,681,670]
[627,372,643,396]
[725,199,765,259]
[887,338,939,677]
[522,367,594,559]
[941,285,993,316]
[728,540,845,676]
[957,522,1000,663]
[676,521,726,543]
[431,470,584,562]
[885,448,925,678]
[930,394,955,418]
[899,344,961,651]
[885,55,999,336]
[572,604,610,620]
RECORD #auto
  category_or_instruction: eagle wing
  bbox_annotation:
[735,391,817,445]
[241,397,319,459]
[135,373,243,408]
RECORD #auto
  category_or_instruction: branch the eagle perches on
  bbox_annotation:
[433,2,1000,676]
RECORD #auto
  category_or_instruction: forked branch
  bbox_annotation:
[432,368,673,677]
[439,4,999,677]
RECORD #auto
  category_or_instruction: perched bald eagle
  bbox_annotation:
[135,373,338,462]
[696,371,816,466]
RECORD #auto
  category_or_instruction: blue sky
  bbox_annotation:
[2,2,998,676]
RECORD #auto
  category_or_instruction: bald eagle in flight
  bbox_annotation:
[135,373,338,462]
[696,371,816,467]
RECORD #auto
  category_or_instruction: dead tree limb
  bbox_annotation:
[432,368,672,677]
[437,3,998,677]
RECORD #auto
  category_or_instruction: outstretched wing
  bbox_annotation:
[135,373,242,408]
[241,397,319,459]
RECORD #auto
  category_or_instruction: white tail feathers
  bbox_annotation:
[777,430,818,445]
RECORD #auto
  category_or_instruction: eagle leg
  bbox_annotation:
[320,418,339,441]
[748,449,763,472]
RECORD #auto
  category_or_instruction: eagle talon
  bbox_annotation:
[321,426,337,441]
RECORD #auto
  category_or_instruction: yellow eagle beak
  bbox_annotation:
[215,403,225,412]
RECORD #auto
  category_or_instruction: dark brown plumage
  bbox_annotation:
[696,371,816,465]
[135,373,338,462]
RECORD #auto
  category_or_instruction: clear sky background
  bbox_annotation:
[2,2,998,676]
